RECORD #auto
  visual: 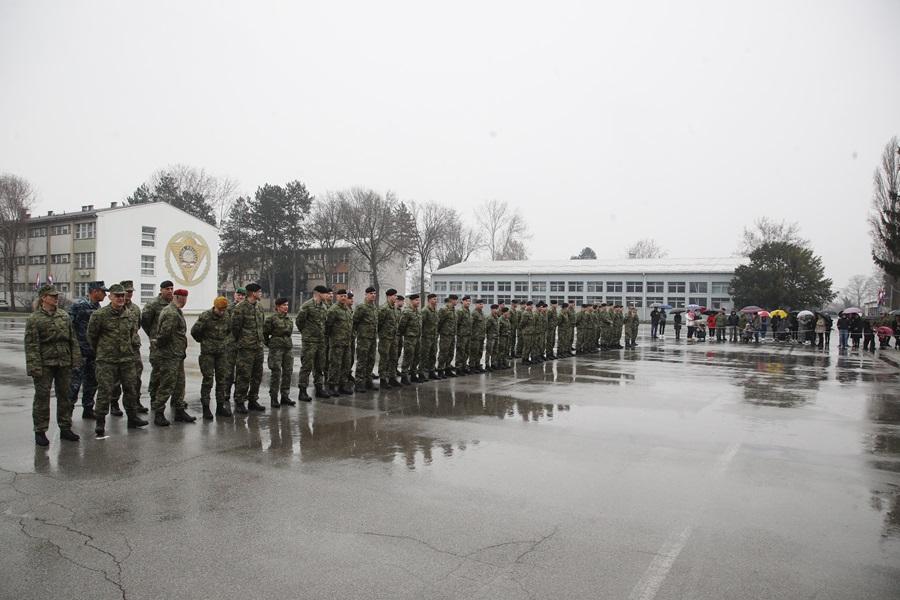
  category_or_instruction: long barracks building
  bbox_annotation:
[430,258,746,319]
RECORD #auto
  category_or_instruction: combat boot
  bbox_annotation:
[202,405,214,420]
[35,432,49,447]
[135,401,149,413]
[94,416,106,437]
[328,385,341,397]
[446,368,457,377]
[234,402,248,414]
[60,429,80,442]
[281,396,296,406]
[410,373,420,383]
[216,402,233,417]
[174,408,197,423]
[109,400,124,417]
[270,398,281,408]
[82,406,95,420]
[400,374,411,386]
[355,381,367,393]
[365,378,375,390]
[339,384,354,395]
[154,411,170,426]
[247,400,266,412]
[127,413,148,428]
[315,384,331,398]
[297,388,312,403]
[380,377,392,389]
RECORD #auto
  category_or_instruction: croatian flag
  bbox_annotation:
[34,273,40,290]
[47,274,54,285]
[878,287,886,306]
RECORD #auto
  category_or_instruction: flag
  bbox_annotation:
[34,273,40,290]
[47,274,54,285]
[878,287,886,306]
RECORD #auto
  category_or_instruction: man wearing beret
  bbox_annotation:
[519,301,535,364]
[467,299,486,373]
[224,287,245,402]
[420,293,439,380]
[545,300,559,360]
[455,296,473,374]
[264,297,296,408]
[509,300,521,359]
[25,285,81,446]
[151,288,194,426]
[377,289,399,388]
[398,294,422,385]
[110,280,149,414]
[295,285,329,401]
[141,280,174,411]
[394,295,405,383]
[69,280,106,419]
[88,284,149,436]
[191,296,234,418]
[231,283,266,413]
[497,307,512,369]
[437,295,458,377]
[325,289,353,395]
[484,303,499,371]
[352,286,379,392]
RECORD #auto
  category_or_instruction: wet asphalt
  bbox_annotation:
[1,316,898,600]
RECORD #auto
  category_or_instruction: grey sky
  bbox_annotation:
[2,1,898,288]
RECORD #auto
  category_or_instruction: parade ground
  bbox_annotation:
[1,316,898,600]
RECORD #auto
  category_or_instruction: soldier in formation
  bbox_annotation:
[420,293,439,380]
[264,297,296,408]
[152,288,194,426]
[398,294,422,384]
[325,289,354,396]
[191,295,233,418]
[437,295,457,377]
[377,289,400,387]
[69,280,106,419]
[353,287,378,392]
[231,283,266,413]
[296,285,329,400]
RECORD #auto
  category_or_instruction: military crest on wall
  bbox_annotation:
[165,231,211,286]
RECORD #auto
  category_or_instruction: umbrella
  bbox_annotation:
[687,304,702,311]
[650,303,672,309]
[877,326,894,336]
[702,308,718,315]
[842,307,862,315]
[797,310,814,319]
[769,309,788,319]
[758,310,770,318]
[740,305,763,313]
[670,308,686,313]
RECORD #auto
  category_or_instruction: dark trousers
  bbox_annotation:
[69,354,97,409]
[658,322,666,335]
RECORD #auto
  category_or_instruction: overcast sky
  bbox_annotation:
[2,1,898,288]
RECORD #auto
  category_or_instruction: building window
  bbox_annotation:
[481,281,494,292]
[74,252,95,269]
[647,281,664,293]
[550,281,565,292]
[586,281,603,293]
[449,281,462,292]
[141,284,155,303]
[606,281,623,293]
[306,272,323,280]
[688,296,708,307]
[141,255,155,276]
[482,295,495,305]
[51,253,70,264]
[646,296,664,307]
[29,255,47,265]
[142,226,156,248]
[568,295,584,305]
[74,222,95,240]
[549,295,565,305]
[514,281,528,292]
[75,282,90,297]
[626,296,643,308]
[568,281,583,292]
[55,283,69,293]
[626,281,643,293]
[497,294,511,304]
[668,281,685,294]
[15,256,25,266]
[333,272,348,284]
[29,226,47,238]
[711,297,732,309]
[465,280,479,292]
[513,294,528,302]
[689,282,708,294]
[531,281,547,293]
[606,296,622,306]
[667,297,685,309]
[711,282,730,295]
[497,281,511,292]
[586,295,603,305]
[434,281,447,292]
[50,225,70,236]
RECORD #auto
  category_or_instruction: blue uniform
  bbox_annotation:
[68,297,100,409]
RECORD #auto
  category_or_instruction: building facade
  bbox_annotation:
[431,258,745,318]
[4,202,219,312]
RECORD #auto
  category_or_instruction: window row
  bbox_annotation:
[434,280,731,295]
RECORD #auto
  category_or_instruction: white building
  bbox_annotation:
[6,201,219,312]
[431,257,746,318]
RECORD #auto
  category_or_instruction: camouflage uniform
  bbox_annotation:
[624,310,640,347]
[295,297,327,392]
[89,304,141,417]
[394,302,404,374]
[25,304,80,432]
[112,297,143,409]
[191,308,233,409]
[509,306,521,358]
[437,302,457,372]
[325,301,353,390]
[484,311,499,369]
[152,302,188,413]
[398,305,422,377]
[545,305,559,356]
[467,307,486,370]
[377,301,399,382]
[264,311,294,404]
[497,314,511,368]
[519,308,535,362]
[598,308,612,349]
[420,302,439,377]
[68,296,100,410]
[231,299,265,405]
[353,300,378,389]
[455,306,472,369]
[140,293,171,406]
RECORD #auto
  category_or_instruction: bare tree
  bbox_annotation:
[149,164,240,225]
[410,201,455,297]
[306,195,345,289]
[435,213,483,269]
[0,174,35,310]
[738,217,808,256]
[336,188,407,296]
[838,273,881,308]
[626,239,668,259]
[476,199,530,261]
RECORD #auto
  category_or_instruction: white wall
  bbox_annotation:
[96,203,219,313]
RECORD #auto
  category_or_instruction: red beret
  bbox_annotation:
[174,289,189,297]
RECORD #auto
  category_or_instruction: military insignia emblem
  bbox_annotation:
[165,231,211,286]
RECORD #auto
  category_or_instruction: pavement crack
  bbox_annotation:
[358,530,464,558]
[513,525,559,564]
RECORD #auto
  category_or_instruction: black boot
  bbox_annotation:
[216,402,233,417]
[174,408,197,423]
[270,398,281,408]
[281,396,296,407]
[127,412,149,428]
[339,385,354,395]
[234,402,248,414]
[202,405,214,420]
[95,416,106,436]
[60,428,80,442]
[82,406,95,420]
[446,368,457,377]
[355,381,367,393]
[315,384,331,398]
[35,431,49,446]
[247,400,266,412]
[136,402,150,414]
[109,400,124,417]
[400,374,411,386]
[154,411,170,426]
[297,388,312,403]
[365,379,375,390]
[328,386,341,397]
[380,377,393,389]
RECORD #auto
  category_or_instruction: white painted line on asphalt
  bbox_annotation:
[627,525,693,600]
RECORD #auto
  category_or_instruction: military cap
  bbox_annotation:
[160,280,174,289]
[396,294,404,300]
[235,287,247,295]
[408,293,419,300]
[568,299,576,304]
[501,306,510,313]
[385,288,397,296]
[88,280,107,291]
[245,283,262,293]
[313,285,328,294]
[335,288,347,295]
[365,286,376,293]
[511,299,519,304]
[346,291,354,299]
[448,294,458,300]
[600,303,607,307]
[550,299,558,305]
[526,300,534,306]
[475,298,484,304]
[461,295,471,301]
[490,304,499,309]
[427,293,437,299]
[322,287,332,293]
[275,297,289,306]
[174,288,189,296]
[119,280,134,291]
[38,284,59,297]
[108,283,125,294]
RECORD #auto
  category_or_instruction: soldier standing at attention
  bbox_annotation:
[69,280,106,419]
[420,293,439,380]
[377,289,399,388]
[25,284,81,446]
[353,287,379,392]
[597,303,611,351]
[556,302,570,357]
[345,291,356,386]
[151,288,194,426]
[88,284,149,436]
[468,299,486,373]
[437,295,458,377]
[398,294,422,385]
[484,304,499,371]
[519,301,535,364]
[455,295,473,374]
[325,289,353,396]
[545,300,559,359]
[393,295,405,380]
[140,280,173,413]
[295,285,329,401]
[497,307,511,369]
[624,306,640,348]
[509,300,521,358]
[534,302,548,362]
[264,297,296,408]
[225,287,245,402]
[111,281,149,413]
[191,296,233,419]
[231,282,266,414]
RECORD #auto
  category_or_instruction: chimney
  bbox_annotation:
[47,210,54,216]
[110,202,117,208]
[81,205,94,212]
